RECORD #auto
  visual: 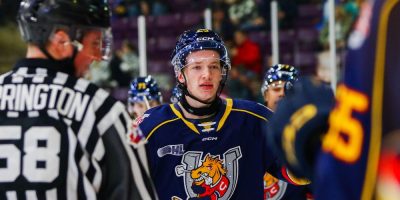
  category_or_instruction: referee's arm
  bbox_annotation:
[97,102,157,200]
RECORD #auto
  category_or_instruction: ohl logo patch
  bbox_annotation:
[175,147,242,200]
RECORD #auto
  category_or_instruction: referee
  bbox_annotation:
[0,0,157,199]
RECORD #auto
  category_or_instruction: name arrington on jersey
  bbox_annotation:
[0,83,90,121]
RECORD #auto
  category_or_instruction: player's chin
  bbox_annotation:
[201,91,217,99]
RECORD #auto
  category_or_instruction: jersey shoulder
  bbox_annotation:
[231,99,273,121]
[138,104,178,136]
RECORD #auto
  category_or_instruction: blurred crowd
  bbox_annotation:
[0,0,360,104]
[85,0,360,104]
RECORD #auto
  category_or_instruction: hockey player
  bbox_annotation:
[261,64,312,200]
[261,64,299,112]
[129,29,308,199]
[0,0,156,199]
[268,0,400,199]
[128,75,163,119]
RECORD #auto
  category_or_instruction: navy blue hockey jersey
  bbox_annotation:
[136,98,303,199]
[316,0,400,199]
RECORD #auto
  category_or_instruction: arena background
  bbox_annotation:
[0,0,345,103]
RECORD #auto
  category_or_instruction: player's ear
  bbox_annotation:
[263,90,269,102]
[177,72,185,84]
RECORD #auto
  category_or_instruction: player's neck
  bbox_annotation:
[178,102,214,119]
[26,44,63,60]
[26,45,48,59]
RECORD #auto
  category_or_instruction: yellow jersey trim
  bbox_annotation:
[170,104,200,134]
[217,98,233,131]
[286,168,311,185]
[146,118,180,141]
[231,108,268,122]
[364,0,398,199]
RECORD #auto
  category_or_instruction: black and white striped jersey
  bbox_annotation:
[0,59,157,200]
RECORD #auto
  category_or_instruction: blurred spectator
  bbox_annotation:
[225,66,256,100]
[316,50,344,84]
[114,0,169,17]
[152,0,169,16]
[226,29,263,100]
[297,0,321,4]
[112,0,129,18]
[212,3,235,42]
[319,0,358,49]
[231,29,262,75]
[110,40,139,87]
[342,0,359,21]
[227,0,261,31]
[318,0,358,82]
[258,0,298,30]
[108,53,123,87]
[138,0,151,16]
[85,60,112,88]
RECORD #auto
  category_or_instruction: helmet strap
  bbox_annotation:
[143,96,151,111]
[39,43,56,61]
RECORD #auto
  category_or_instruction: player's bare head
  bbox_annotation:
[17,0,113,75]
[171,29,230,105]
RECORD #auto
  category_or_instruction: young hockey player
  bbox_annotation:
[261,64,312,200]
[129,29,308,199]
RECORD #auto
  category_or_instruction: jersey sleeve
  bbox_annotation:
[259,101,311,186]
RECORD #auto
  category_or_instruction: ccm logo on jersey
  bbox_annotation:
[197,37,214,41]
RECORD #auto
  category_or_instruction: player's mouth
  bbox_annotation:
[199,83,213,90]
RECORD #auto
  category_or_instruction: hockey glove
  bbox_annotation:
[268,76,335,179]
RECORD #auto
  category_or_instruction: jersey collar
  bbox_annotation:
[169,98,233,134]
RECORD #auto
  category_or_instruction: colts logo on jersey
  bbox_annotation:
[175,147,242,200]
[263,173,287,200]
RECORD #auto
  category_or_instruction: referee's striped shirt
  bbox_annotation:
[0,58,157,200]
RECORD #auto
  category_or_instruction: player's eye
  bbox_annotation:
[191,65,202,70]
[209,65,220,70]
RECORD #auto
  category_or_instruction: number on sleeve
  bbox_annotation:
[322,85,369,163]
